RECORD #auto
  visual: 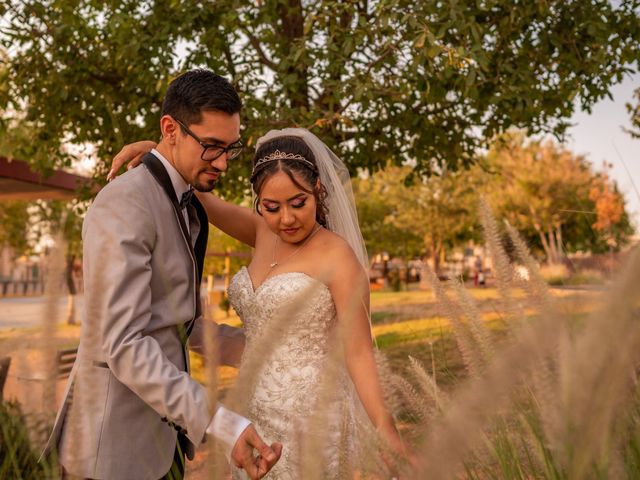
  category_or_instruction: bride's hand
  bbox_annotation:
[107,140,158,181]
[379,425,418,478]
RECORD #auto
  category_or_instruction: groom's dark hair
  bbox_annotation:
[161,69,241,126]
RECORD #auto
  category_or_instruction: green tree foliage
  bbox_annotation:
[1,1,639,197]
[354,165,483,272]
[626,86,640,139]
[0,198,83,300]
[0,202,31,256]
[354,135,633,268]
[485,132,634,262]
[353,172,424,259]
[33,200,84,296]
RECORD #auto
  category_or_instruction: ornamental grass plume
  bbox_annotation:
[0,231,67,478]
[407,201,640,479]
[8,203,640,480]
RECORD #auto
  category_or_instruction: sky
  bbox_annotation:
[564,72,640,228]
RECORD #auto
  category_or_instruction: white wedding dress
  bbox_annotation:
[228,266,358,479]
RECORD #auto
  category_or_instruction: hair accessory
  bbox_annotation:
[253,149,316,173]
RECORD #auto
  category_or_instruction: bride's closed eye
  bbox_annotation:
[262,198,307,213]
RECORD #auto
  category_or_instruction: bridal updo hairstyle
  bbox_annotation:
[251,136,329,227]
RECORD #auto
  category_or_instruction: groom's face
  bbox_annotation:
[172,110,241,192]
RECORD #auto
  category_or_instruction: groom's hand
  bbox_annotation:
[231,425,282,480]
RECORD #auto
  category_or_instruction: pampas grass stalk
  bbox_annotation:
[422,262,485,378]
[37,232,65,444]
[450,280,494,364]
[479,199,525,325]
[201,293,224,479]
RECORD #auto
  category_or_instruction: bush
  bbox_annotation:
[539,263,570,285]
[388,269,402,292]
[0,401,56,479]
[566,268,606,286]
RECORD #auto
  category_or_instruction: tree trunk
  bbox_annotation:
[432,240,444,276]
[554,223,564,262]
[535,225,554,264]
[547,225,558,264]
[277,0,309,110]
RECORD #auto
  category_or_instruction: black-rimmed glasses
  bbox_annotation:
[175,118,243,162]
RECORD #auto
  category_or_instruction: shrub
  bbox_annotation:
[0,401,56,479]
[539,263,570,285]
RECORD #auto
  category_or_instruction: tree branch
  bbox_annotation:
[242,28,278,71]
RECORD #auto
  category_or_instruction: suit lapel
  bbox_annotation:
[141,153,205,340]
[191,196,208,285]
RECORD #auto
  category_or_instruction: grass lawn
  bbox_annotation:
[193,285,602,392]
[0,286,605,479]
[0,286,602,399]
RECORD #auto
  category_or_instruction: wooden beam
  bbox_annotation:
[0,157,92,200]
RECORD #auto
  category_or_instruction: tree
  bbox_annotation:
[0,202,31,258]
[626,86,640,139]
[588,165,633,250]
[0,198,83,323]
[354,165,483,273]
[1,1,639,196]
[352,174,423,260]
[485,132,633,263]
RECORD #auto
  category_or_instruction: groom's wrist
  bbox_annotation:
[206,405,251,461]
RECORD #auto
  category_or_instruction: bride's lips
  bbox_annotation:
[282,228,300,236]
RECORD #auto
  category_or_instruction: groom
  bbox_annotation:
[44,70,281,479]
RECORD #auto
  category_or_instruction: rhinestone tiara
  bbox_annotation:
[252,149,316,172]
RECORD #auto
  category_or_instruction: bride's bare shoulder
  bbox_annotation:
[317,229,365,274]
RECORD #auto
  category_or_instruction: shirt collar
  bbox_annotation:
[151,148,191,202]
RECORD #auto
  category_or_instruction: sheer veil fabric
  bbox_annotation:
[255,128,369,271]
[246,129,377,476]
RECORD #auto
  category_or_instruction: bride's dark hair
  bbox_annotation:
[251,136,329,227]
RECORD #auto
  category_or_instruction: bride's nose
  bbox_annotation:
[280,207,295,225]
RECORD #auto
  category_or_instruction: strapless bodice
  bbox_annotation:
[228,267,337,357]
[227,267,356,479]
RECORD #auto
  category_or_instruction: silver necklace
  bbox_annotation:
[270,224,322,269]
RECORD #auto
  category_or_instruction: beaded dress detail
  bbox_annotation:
[228,267,357,479]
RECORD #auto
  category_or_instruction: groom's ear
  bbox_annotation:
[159,115,179,143]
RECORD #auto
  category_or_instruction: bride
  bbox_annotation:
[113,128,409,478]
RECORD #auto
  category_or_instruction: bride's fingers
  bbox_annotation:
[127,152,144,170]
[107,140,158,180]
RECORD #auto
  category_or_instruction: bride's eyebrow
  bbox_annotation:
[262,193,307,203]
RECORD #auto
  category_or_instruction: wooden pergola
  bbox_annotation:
[0,156,91,201]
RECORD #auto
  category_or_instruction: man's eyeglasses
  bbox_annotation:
[174,118,243,162]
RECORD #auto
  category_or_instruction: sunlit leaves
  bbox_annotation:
[1,0,639,199]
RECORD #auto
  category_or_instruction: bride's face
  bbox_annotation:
[258,170,318,244]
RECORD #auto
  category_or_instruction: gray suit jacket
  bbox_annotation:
[43,154,243,479]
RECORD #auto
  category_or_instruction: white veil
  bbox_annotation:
[255,128,369,270]
[255,129,379,459]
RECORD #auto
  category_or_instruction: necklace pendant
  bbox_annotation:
[269,262,278,268]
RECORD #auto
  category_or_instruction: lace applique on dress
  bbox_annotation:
[227,267,357,479]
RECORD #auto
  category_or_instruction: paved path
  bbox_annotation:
[0,295,84,329]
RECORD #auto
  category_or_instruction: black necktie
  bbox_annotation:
[179,188,194,209]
